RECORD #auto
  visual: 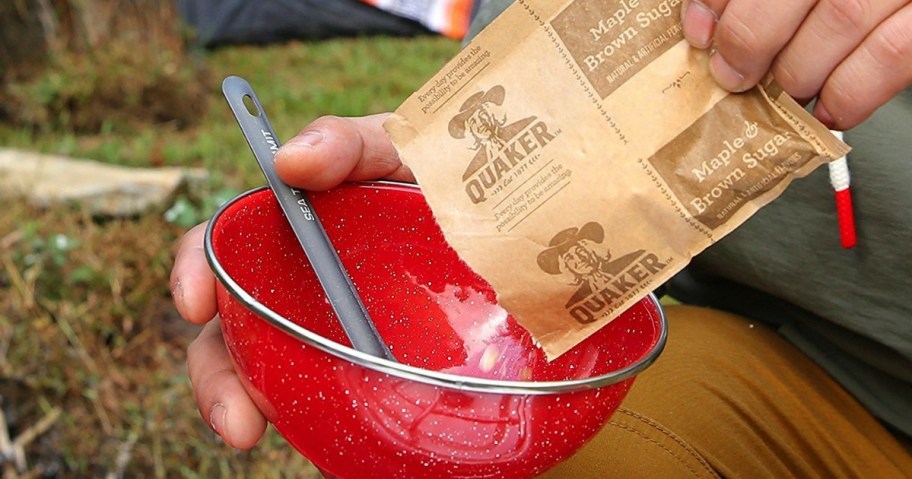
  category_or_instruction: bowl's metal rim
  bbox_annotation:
[204,184,668,396]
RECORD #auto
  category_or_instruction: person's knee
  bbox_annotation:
[539,406,719,478]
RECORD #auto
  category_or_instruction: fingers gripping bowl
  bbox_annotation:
[205,181,667,478]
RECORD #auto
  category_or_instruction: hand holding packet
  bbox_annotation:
[384,0,850,360]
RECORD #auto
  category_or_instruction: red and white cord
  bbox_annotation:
[828,131,856,249]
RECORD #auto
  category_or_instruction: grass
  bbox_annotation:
[1,36,458,189]
[0,34,460,477]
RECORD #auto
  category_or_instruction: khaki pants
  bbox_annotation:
[541,305,912,478]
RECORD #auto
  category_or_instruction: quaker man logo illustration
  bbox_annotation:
[448,85,537,180]
[449,85,558,203]
[537,222,666,324]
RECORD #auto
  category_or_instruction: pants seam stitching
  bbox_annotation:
[614,407,719,478]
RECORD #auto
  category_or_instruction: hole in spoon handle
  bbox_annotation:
[221,76,396,362]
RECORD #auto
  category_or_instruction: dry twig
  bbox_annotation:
[105,430,138,479]
[0,403,61,478]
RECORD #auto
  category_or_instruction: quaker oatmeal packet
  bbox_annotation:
[383,0,850,360]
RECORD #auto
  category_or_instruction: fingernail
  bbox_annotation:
[209,403,226,436]
[287,130,324,148]
[710,52,748,92]
[814,102,835,128]
[275,131,323,165]
[682,0,716,49]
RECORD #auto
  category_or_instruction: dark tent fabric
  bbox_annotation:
[178,0,433,48]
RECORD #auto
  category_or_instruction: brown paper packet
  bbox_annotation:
[383,0,850,360]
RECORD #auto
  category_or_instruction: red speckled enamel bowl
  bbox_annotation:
[205,182,666,479]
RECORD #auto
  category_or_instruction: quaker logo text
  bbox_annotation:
[448,85,558,204]
[536,222,667,324]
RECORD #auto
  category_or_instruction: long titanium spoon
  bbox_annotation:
[222,75,396,361]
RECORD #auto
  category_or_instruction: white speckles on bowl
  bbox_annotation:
[206,182,666,479]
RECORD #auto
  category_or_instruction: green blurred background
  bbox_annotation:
[0,1,460,476]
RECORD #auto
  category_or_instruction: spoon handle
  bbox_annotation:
[222,76,396,361]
